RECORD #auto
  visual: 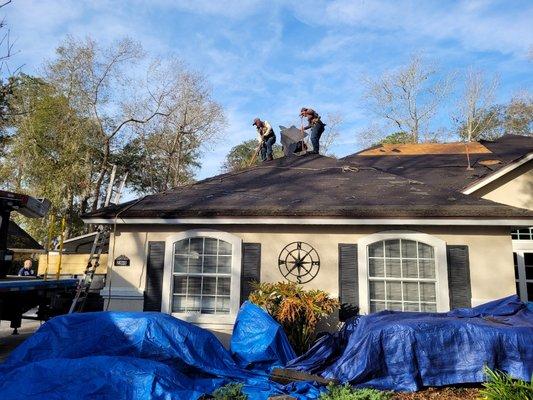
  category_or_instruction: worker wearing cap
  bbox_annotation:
[300,107,325,154]
[252,118,276,161]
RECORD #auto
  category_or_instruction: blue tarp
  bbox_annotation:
[288,295,533,391]
[0,302,320,400]
[1,296,532,398]
[231,301,296,371]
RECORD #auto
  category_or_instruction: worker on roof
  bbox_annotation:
[252,118,276,162]
[300,107,325,154]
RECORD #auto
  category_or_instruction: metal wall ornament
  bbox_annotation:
[278,241,320,283]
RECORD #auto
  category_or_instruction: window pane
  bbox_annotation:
[174,255,188,273]
[420,282,436,302]
[369,258,384,277]
[188,256,202,273]
[370,301,386,312]
[217,277,231,296]
[401,240,417,258]
[403,282,419,302]
[174,239,189,254]
[203,255,217,273]
[172,295,186,312]
[525,253,533,267]
[421,303,437,312]
[190,237,204,254]
[201,296,216,314]
[218,256,232,274]
[173,276,187,294]
[527,282,533,302]
[404,303,420,312]
[418,242,434,258]
[219,240,232,255]
[369,281,385,300]
[202,277,216,295]
[188,276,202,295]
[386,258,401,278]
[419,259,435,279]
[369,242,384,257]
[204,238,218,255]
[187,296,201,312]
[216,297,230,313]
[526,266,533,280]
[385,240,400,258]
[386,282,402,301]
[387,302,402,311]
[402,259,418,278]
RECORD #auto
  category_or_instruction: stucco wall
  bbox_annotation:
[104,223,515,341]
[474,160,533,210]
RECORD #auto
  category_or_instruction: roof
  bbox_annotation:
[7,221,43,250]
[83,154,533,221]
[342,134,533,192]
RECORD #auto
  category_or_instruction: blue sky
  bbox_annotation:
[5,0,533,180]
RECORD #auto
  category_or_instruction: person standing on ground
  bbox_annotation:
[18,259,36,276]
[300,107,325,154]
[252,118,276,161]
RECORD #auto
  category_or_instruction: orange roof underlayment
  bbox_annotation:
[358,142,492,156]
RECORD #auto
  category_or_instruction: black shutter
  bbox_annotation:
[338,244,359,321]
[447,245,472,309]
[143,241,165,311]
[240,243,261,304]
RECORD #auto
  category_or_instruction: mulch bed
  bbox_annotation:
[391,386,481,399]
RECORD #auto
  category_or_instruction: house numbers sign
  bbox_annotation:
[278,241,320,284]
[114,255,130,267]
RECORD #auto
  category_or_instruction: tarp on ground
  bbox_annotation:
[231,301,296,371]
[288,295,533,391]
[0,306,320,400]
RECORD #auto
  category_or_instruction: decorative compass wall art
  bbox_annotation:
[278,241,320,284]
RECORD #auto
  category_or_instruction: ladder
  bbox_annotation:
[68,225,110,313]
[68,164,127,313]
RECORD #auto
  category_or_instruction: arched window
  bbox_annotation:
[368,239,437,312]
[162,230,242,322]
[172,237,233,314]
[357,231,449,314]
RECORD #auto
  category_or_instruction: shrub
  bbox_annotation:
[249,281,339,354]
[319,383,391,400]
[480,367,533,400]
[212,383,248,400]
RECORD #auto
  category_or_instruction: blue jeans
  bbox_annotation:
[260,135,276,161]
[310,122,325,154]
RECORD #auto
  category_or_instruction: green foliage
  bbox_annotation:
[212,383,248,400]
[378,131,415,145]
[480,367,533,400]
[222,139,283,172]
[249,282,339,354]
[320,383,391,400]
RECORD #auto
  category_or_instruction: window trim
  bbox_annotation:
[358,231,449,314]
[161,229,242,325]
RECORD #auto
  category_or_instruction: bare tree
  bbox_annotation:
[45,37,185,211]
[123,59,225,194]
[454,68,500,142]
[362,55,451,143]
[319,113,342,156]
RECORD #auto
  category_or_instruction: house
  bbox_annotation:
[342,134,533,302]
[83,138,533,342]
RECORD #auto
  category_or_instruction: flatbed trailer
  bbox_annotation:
[0,277,78,333]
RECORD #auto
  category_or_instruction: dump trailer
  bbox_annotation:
[0,190,90,334]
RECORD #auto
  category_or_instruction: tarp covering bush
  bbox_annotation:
[288,295,533,391]
[1,296,532,398]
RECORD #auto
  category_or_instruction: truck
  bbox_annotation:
[0,190,80,334]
